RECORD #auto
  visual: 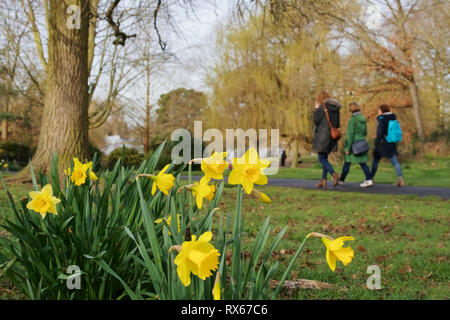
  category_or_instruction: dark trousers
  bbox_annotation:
[318,152,335,179]
[340,162,371,182]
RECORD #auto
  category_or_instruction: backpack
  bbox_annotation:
[386,119,402,143]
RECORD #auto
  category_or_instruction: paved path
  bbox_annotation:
[182,176,450,199]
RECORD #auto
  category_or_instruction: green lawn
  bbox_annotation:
[1,176,449,299]
[216,186,450,299]
[188,157,450,188]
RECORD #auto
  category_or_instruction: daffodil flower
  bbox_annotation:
[191,176,215,209]
[228,148,270,194]
[172,231,220,287]
[155,214,181,235]
[65,158,98,186]
[150,164,175,196]
[201,152,228,181]
[321,236,355,272]
[26,184,61,219]
[253,190,271,203]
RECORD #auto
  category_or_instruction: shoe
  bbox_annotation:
[360,180,373,188]
[315,179,327,189]
[394,177,405,187]
[338,180,344,186]
[332,173,340,187]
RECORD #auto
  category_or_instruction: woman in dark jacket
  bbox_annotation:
[312,91,342,188]
[369,104,404,187]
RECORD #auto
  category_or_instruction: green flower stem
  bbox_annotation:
[271,235,309,299]
[231,184,243,299]
[188,162,192,185]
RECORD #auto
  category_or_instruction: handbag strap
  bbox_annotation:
[322,105,336,130]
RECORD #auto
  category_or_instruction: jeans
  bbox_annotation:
[318,153,335,179]
[340,162,371,182]
[370,154,403,179]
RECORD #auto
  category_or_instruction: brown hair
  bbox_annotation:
[349,102,360,113]
[379,104,390,113]
[316,91,330,106]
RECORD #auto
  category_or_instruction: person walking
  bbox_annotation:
[367,104,405,187]
[338,102,372,187]
[312,91,342,189]
[281,150,287,167]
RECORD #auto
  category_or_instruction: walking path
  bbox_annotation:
[182,176,450,199]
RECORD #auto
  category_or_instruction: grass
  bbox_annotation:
[215,186,449,299]
[1,175,449,300]
[188,157,450,188]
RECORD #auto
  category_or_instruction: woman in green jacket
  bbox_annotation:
[339,102,372,187]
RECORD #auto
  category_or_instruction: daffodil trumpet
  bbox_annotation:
[172,231,220,287]
[137,164,175,196]
[251,189,271,203]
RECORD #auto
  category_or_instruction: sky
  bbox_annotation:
[151,1,232,99]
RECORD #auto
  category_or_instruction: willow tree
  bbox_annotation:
[208,4,351,167]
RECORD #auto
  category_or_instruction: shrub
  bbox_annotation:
[0,142,33,166]
[107,147,144,170]
[88,142,103,170]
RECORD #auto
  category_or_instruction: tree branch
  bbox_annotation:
[105,0,137,46]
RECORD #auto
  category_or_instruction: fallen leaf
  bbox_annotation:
[357,245,366,252]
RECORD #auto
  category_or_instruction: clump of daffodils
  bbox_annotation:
[65,158,98,186]
[18,147,356,300]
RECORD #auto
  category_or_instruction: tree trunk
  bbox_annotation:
[30,0,90,174]
[290,139,298,168]
[1,120,7,141]
[407,78,425,141]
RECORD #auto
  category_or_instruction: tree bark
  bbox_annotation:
[1,120,8,141]
[30,0,90,174]
[290,139,298,168]
[407,78,425,141]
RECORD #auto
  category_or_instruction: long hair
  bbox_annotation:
[316,91,330,106]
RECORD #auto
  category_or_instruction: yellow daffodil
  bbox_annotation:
[26,184,61,219]
[155,214,181,235]
[213,272,221,300]
[253,190,271,203]
[150,164,175,196]
[321,236,355,272]
[65,158,98,186]
[228,148,270,194]
[3,163,8,168]
[201,152,228,181]
[191,176,215,209]
[172,231,220,287]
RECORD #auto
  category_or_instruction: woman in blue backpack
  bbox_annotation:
[368,104,404,187]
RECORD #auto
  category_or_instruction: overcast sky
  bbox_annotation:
[152,1,232,98]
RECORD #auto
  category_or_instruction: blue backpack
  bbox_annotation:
[386,119,402,143]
